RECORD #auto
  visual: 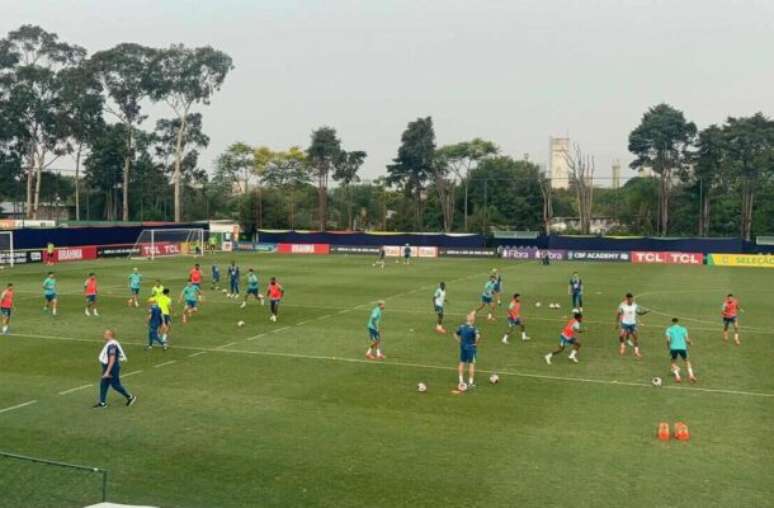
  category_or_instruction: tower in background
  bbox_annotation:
[612,159,621,189]
[549,137,570,190]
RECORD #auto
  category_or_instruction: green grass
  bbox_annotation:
[0,253,772,507]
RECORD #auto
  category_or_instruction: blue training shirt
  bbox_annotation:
[456,324,479,349]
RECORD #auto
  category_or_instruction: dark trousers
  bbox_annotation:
[230,279,239,294]
[571,293,583,308]
[99,363,130,404]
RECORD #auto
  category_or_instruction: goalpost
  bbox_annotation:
[0,231,14,268]
[130,228,206,260]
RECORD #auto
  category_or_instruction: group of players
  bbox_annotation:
[364,265,744,389]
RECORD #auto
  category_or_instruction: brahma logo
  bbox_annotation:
[58,248,84,261]
[631,251,703,265]
[291,244,315,254]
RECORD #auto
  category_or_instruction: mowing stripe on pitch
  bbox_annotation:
[0,400,38,415]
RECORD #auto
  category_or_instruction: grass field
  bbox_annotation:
[1,253,773,508]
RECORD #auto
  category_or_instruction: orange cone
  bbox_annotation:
[657,422,670,441]
[674,422,690,441]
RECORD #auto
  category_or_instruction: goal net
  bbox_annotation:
[130,228,206,260]
[0,231,14,267]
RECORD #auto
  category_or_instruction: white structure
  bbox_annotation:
[130,228,206,260]
[612,159,622,189]
[549,137,570,190]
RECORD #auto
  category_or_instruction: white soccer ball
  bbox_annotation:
[417,382,427,393]
[651,376,663,387]
[489,373,500,384]
[457,382,468,392]
[222,289,228,294]
[555,303,561,309]
[535,302,542,308]
[548,303,554,309]
[572,308,580,314]
[237,320,245,327]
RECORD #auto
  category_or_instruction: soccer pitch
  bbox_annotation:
[1,253,772,508]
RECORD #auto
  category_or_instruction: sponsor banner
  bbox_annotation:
[140,242,181,257]
[330,245,381,255]
[55,246,97,262]
[630,251,703,265]
[0,250,43,265]
[277,243,330,255]
[221,241,233,252]
[97,245,138,258]
[383,246,438,258]
[501,248,567,261]
[439,248,497,258]
[236,241,256,251]
[567,250,630,262]
[707,253,774,268]
[255,243,278,252]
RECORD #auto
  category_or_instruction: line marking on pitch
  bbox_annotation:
[215,342,238,349]
[0,400,38,414]
[188,351,207,358]
[245,334,266,342]
[122,370,143,378]
[272,327,290,334]
[58,384,93,396]
[153,360,177,369]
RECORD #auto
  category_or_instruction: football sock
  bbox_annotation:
[688,367,694,377]
[459,375,464,384]
[468,377,473,385]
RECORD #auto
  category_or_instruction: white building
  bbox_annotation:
[549,137,570,190]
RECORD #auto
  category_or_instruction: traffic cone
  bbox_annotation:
[657,422,670,441]
[674,422,690,441]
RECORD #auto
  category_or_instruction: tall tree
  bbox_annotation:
[563,143,595,234]
[628,103,696,236]
[693,125,728,236]
[90,43,155,221]
[215,142,256,194]
[261,146,311,228]
[154,113,210,188]
[84,123,128,220]
[387,117,436,231]
[0,25,86,218]
[308,127,342,230]
[148,44,233,222]
[333,150,367,230]
[724,113,774,240]
[537,168,553,235]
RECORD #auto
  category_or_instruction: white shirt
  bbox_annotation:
[618,302,639,325]
[434,288,446,307]
[98,339,127,364]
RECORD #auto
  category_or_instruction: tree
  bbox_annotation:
[693,125,728,236]
[84,123,128,220]
[154,113,210,188]
[90,43,156,221]
[628,103,697,236]
[0,25,86,219]
[563,143,595,234]
[148,44,233,222]
[215,142,256,194]
[307,127,342,230]
[333,150,367,230]
[537,168,553,235]
[723,113,774,240]
[435,139,498,230]
[261,146,312,228]
[387,117,436,231]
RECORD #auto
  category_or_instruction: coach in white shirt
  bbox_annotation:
[94,329,136,408]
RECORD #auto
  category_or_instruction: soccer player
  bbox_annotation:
[666,318,695,383]
[502,293,529,344]
[545,311,583,364]
[373,247,386,270]
[208,234,217,252]
[492,269,503,306]
[94,329,136,408]
[127,268,142,308]
[155,288,173,343]
[179,281,200,324]
[211,264,221,290]
[150,279,165,300]
[42,272,58,315]
[145,301,167,351]
[366,300,386,360]
[455,311,480,389]
[227,261,240,298]
[475,275,498,321]
[433,282,447,333]
[722,293,742,345]
[84,273,99,317]
[403,243,411,265]
[568,272,583,311]
[241,268,264,308]
[617,292,648,358]
[189,263,204,301]
[266,277,284,322]
[1,283,14,335]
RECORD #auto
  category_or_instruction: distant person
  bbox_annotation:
[721,293,742,345]
[666,318,696,383]
[150,279,165,300]
[433,282,447,333]
[189,263,204,301]
[42,272,58,316]
[227,261,240,298]
[179,281,200,324]
[474,274,497,321]
[208,235,218,252]
[211,264,221,290]
[46,242,55,265]
[241,268,264,308]
[94,329,136,408]
[145,300,167,351]
[545,311,583,365]
[502,293,529,344]
[127,268,142,308]
[403,243,411,265]
[373,246,386,270]
[455,311,480,389]
[266,277,284,322]
[366,300,385,360]
[617,293,648,358]
[1,283,14,335]
[568,272,583,311]
[157,288,173,343]
[84,272,99,317]
[492,268,503,306]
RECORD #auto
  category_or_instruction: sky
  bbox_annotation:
[3,0,774,186]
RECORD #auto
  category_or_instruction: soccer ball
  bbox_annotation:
[535,302,542,308]
[555,303,561,309]
[548,303,555,309]
[571,308,580,314]
[489,374,500,384]
[417,382,427,392]
[457,382,468,392]
[221,289,228,294]
[237,320,245,327]
[651,377,663,387]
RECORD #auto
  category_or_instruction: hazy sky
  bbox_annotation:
[4,0,774,185]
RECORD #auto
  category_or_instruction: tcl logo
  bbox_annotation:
[631,251,703,265]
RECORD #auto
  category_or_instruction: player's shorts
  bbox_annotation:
[723,317,737,327]
[1,308,11,317]
[560,334,576,346]
[670,349,688,360]
[130,288,140,295]
[493,283,502,292]
[368,327,380,341]
[459,347,477,363]
[247,288,259,296]
[507,317,522,327]
[481,296,493,304]
[163,315,172,325]
[44,293,56,302]
[212,275,220,282]
[434,305,444,315]
[620,323,637,334]
[186,300,198,309]
[86,294,97,303]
